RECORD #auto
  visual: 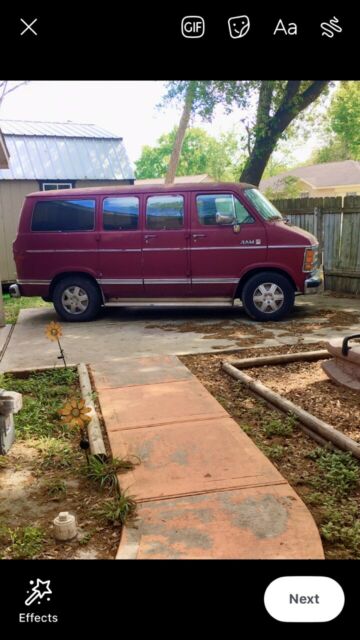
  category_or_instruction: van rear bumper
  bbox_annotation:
[304,267,324,294]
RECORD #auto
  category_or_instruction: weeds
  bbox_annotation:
[34,437,77,469]
[43,478,67,498]
[7,526,44,559]
[84,455,139,491]
[263,444,286,460]
[307,448,360,496]
[3,369,79,439]
[262,412,296,437]
[98,493,138,526]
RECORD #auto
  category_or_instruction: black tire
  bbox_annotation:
[241,272,294,321]
[53,276,101,322]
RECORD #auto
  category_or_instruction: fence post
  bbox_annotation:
[314,205,324,262]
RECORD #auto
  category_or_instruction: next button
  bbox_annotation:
[264,576,345,622]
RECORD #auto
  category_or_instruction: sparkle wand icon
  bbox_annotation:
[25,579,52,606]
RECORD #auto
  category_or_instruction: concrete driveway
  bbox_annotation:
[1,293,360,371]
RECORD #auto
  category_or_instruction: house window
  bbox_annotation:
[346,192,358,196]
[146,195,184,230]
[42,182,73,191]
[300,192,310,198]
[32,199,95,232]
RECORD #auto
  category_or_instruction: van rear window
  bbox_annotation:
[31,199,95,232]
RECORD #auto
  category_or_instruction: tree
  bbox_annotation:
[309,81,360,163]
[0,81,28,110]
[162,81,330,186]
[135,127,244,181]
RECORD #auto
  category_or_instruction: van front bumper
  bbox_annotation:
[9,283,21,298]
[304,267,324,294]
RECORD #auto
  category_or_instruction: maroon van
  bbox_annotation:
[10,182,323,322]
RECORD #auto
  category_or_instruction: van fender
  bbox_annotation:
[235,262,300,298]
[49,270,105,304]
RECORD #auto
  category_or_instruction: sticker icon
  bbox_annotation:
[25,579,52,606]
[321,16,342,38]
[228,15,251,39]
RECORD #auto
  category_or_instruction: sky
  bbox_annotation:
[0,81,321,169]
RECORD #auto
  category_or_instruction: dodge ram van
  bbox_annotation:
[10,182,323,321]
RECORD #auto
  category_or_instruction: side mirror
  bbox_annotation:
[216,211,236,225]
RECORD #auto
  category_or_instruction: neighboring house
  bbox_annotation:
[0,119,134,283]
[136,174,213,185]
[260,160,360,199]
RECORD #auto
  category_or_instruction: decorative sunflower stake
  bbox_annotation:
[58,398,92,463]
[45,321,67,368]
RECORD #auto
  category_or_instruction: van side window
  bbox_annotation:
[103,197,139,230]
[196,194,254,225]
[146,195,184,230]
[31,199,95,232]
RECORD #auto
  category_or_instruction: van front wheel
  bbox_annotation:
[241,272,294,321]
[53,276,101,322]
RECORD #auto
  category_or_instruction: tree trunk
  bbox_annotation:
[165,82,195,184]
[240,80,329,186]
[240,133,280,185]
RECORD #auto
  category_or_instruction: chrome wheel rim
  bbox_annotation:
[62,286,89,315]
[253,282,285,314]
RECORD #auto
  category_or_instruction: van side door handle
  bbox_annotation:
[192,233,206,240]
[144,234,157,243]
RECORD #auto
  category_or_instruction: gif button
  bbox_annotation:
[264,576,345,622]
[181,16,205,38]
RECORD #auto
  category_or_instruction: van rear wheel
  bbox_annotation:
[53,276,101,322]
[241,272,294,321]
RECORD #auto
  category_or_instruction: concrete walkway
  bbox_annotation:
[91,355,324,559]
[1,294,360,371]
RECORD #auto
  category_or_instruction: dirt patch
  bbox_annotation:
[181,343,360,559]
[245,360,360,441]
[146,308,360,344]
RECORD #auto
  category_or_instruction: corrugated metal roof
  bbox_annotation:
[0,119,120,138]
[0,136,134,180]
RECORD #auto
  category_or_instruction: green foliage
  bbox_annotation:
[84,455,139,491]
[7,526,44,559]
[2,293,50,325]
[262,413,296,437]
[311,81,360,162]
[2,368,78,439]
[263,444,286,460]
[161,81,330,185]
[264,175,302,199]
[98,493,138,526]
[135,127,244,181]
[35,437,77,469]
[43,478,67,498]
[307,448,360,496]
[330,81,360,160]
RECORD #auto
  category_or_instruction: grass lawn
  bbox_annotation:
[2,293,51,325]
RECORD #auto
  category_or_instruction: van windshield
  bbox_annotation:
[244,188,283,221]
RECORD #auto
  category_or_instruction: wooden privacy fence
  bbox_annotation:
[271,196,360,295]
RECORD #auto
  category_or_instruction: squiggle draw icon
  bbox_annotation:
[25,579,52,606]
[321,17,342,38]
